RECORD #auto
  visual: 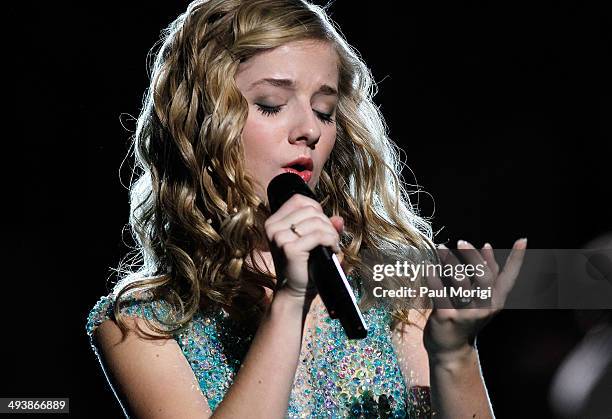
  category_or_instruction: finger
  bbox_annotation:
[481,243,499,275]
[439,243,462,266]
[270,229,300,251]
[283,230,342,255]
[494,238,528,303]
[266,194,322,225]
[273,226,342,256]
[266,206,332,241]
[437,242,475,289]
[276,217,339,248]
[500,238,528,280]
[277,205,332,228]
[457,240,499,291]
[436,244,467,294]
[330,216,344,234]
[288,214,340,239]
[437,243,451,263]
[457,240,486,269]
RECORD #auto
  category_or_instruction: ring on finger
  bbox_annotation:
[290,223,302,238]
[452,294,473,308]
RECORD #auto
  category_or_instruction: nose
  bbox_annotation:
[288,104,321,148]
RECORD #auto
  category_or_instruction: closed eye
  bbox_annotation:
[256,104,283,117]
[255,104,335,125]
[315,110,335,124]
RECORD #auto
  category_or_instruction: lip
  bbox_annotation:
[282,167,312,182]
[282,156,314,171]
[282,156,314,183]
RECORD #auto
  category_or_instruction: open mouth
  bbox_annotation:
[282,158,314,182]
[282,166,312,182]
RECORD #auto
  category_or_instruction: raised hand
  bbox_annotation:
[423,238,527,359]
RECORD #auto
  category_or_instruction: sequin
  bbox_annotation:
[85,276,431,417]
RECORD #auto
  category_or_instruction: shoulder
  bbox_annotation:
[85,289,179,340]
[85,290,177,361]
[91,318,213,418]
[85,294,114,339]
[88,292,213,417]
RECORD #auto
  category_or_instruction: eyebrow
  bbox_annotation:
[247,78,338,96]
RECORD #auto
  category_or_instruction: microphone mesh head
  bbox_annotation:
[267,172,316,213]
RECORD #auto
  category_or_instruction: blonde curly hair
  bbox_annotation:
[110,0,437,339]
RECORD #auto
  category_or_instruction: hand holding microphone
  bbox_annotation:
[264,192,344,299]
[267,173,368,339]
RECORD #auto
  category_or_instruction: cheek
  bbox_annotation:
[323,127,337,157]
[242,108,283,144]
[242,114,265,155]
[241,115,279,172]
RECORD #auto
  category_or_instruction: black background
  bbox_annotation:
[5,1,611,417]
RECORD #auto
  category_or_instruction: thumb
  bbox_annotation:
[330,216,344,233]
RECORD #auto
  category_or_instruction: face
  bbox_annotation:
[235,39,339,204]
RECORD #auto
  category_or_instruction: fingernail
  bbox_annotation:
[438,243,448,249]
[457,240,471,248]
[514,238,528,249]
[483,242,492,249]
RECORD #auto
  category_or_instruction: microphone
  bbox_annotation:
[267,172,368,339]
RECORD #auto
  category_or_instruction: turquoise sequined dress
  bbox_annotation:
[86,277,431,417]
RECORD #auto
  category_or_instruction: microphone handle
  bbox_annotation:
[308,244,367,339]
